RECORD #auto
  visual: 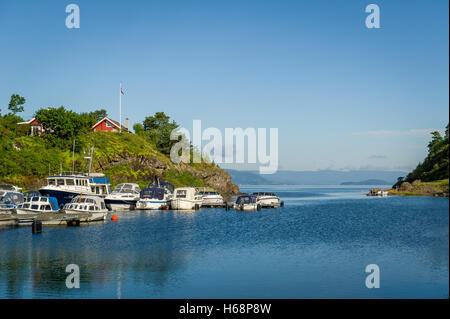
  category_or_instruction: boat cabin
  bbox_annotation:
[44,173,111,195]
[18,196,59,211]
[173,187,199,200]
[64,196,107,211]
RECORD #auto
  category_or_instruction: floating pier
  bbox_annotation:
[0,211,107,227]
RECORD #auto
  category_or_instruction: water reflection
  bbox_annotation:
[0,211,197,298]
[0,187,448,298]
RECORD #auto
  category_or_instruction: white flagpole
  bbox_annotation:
[119,82,122,133]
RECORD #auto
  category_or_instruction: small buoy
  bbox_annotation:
[111,214,118,221]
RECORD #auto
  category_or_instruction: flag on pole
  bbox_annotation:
[120,83,124,95]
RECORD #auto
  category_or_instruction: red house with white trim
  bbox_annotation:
[91,117,130,133]
[17,118,43,136]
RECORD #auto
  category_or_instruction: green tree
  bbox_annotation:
[142,112,179,155]
[402,124,449,183]
[7,94,26,115]
[90,109,107,122]
[133,123,144,134]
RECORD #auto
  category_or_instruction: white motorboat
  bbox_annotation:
[38,172,111,206]
[62,195,108,221]
[104,183,141,211]
[233,195,261,211]
[170,187,203,210]
[0,191,24,214]
[198,191,224,207]
[135,187,173,210]
[252,192,281,208]
[15,196,60,215]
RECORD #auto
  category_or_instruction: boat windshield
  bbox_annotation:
[113,184,140,194]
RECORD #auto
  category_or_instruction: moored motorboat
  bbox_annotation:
[170,187,203,210]
[15,196,60,215]
[252,192,281,208]
[233,195,261,211]
[199,191,225,207]
[104,183,141,211]
[0,191,24,214]
[135,186,173,210]
[38,172,111,206]
[62,195,108,221]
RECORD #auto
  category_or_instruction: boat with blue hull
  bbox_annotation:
[38,172,111,207]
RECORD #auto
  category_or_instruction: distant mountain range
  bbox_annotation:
[226,169,407,186]
[340,179,390,185]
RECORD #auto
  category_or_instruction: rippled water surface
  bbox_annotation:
[0,185,448,298]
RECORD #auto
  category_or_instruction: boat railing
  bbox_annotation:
[45,184,90,192]
[49,171,90,177]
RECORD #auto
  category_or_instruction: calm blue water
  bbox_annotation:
[0,185,448,299]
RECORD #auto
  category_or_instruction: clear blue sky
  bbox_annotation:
[0,0,448,171]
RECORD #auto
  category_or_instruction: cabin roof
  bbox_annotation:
[91,117,130,132]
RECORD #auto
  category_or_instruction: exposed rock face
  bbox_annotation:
[93,151,239,194]
[180,163,240,194]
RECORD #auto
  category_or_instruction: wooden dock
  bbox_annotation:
[0,212,107,227]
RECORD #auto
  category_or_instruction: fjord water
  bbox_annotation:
[0,185,448,298]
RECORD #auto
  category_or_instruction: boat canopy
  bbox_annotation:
[236,195,257,204]
[90,176,110,184]
[140,187,165,200]
[47,197,59,210]
[148,180,174,193]
[0,192,24,205]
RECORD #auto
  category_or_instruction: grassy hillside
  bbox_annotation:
[390,179,449,197]
[0,115,238,193]
[391,125,449,197]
